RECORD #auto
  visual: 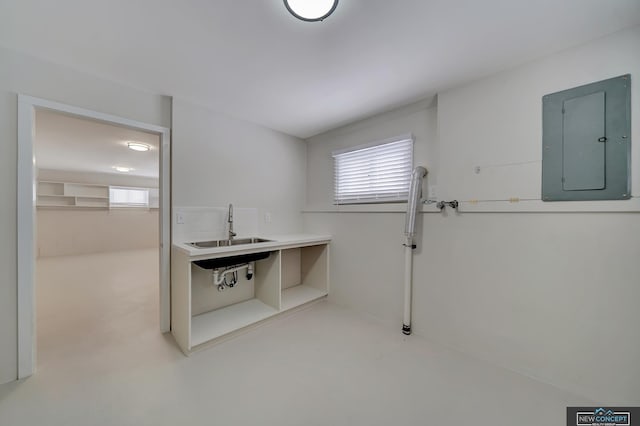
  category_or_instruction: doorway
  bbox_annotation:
[17,95,171,378]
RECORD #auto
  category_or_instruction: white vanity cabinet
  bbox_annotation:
[171,235,330,354]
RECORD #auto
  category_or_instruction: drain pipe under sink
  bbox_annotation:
[403,166,427,335]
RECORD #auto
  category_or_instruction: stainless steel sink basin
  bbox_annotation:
[187,237,272,249]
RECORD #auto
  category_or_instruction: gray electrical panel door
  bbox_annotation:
[542,74,631,201]
[562,91,605,191]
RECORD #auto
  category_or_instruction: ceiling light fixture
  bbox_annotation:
[284,0,338,22]
[127,142,150,152]
[113,166,133,173]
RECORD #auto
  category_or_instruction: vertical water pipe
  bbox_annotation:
[403,166,427,335]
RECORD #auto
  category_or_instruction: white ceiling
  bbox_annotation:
[2,0,640,138]
[35,110,160,178]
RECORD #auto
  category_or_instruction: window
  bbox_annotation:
[109,187,149,208]
[332,135,413,204]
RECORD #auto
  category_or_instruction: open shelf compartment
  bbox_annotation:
[191,299,278,347]
[280,244,329,311]
[189,250,281,348]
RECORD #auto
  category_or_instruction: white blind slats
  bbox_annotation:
[333,137,413,204]
[335,140,410,157]
[335,152,411,165]
[109,187,150,208]
[335,159,412,172]
[335,167,412,179]
[335,176,411,186]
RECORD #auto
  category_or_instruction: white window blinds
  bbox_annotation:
[333,136,413,204]
[109,187,149,208]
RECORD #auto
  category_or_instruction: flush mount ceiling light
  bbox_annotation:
[284,0,338,22]
[127,142,150,152]
[113,166,133,173]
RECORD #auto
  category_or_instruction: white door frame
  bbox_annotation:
[17,94,171,378]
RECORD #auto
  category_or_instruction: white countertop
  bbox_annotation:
[172,233,332,260]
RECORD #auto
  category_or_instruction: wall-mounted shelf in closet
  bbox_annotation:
[37,181,109,208]
[36,180,160,209]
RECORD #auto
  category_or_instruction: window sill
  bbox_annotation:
[303,197,640,214]
[303,203,439,213]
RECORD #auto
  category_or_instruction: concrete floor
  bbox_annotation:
[0,249,590,425]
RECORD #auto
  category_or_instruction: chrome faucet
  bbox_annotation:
[227,203,237,240]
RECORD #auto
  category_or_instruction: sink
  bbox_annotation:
[193,250,271,270]
[187,237,272,249]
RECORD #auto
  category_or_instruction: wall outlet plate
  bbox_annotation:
[428,185,437,199]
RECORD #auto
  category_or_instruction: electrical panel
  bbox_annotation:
[542,75,631,201]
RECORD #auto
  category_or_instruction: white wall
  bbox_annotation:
[306,99,437,210]
[304,99,438,323]
[0,46,171,384]
[38,169,159,188]
[304,27,640,403]
[36,170,160,257]
[430,26,640,403]
[37,169,159,258]
[37,209,158,258]
[172,98,306,236]
[437,27,640,205]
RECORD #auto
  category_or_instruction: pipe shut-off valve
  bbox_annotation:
[215,262,255,291]
[436,200,459,211]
